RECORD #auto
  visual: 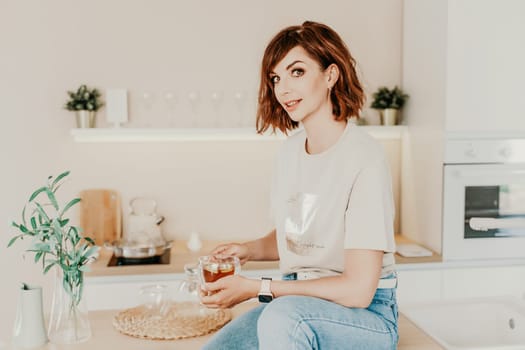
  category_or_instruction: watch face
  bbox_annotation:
[258,294,273,303]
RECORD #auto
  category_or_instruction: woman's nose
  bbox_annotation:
[275,78,290,97]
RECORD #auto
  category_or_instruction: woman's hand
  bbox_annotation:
[200,275,259,309]
[210,243,251,265]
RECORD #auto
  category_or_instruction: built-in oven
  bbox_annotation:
[442,136,525,260]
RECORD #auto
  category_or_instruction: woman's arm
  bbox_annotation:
[244,229,279,261]
[269,249,383,307]
[210,229,279,264]
[201,248,383,309]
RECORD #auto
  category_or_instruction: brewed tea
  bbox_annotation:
[202,263,235,282]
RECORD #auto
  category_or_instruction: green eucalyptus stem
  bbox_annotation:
[9,171,98,307]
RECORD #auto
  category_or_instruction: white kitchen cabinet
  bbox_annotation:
[445,0,525,132]
[442,265,525,300]
[404,0,525,133]
[86,263,525,311]
[85,269,282,311]
[398,263,525,308]
[401,0,525,254]
[85,279,184,311]
[396,269,442,306]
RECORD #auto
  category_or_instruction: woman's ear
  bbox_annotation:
[326,64,340,88]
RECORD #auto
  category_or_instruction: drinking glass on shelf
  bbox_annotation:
[198,255,240,296]
[187,91,201,127]
[164,91,178,127]
[233,90,247,127]
[141,91,157,128]
[210,90,224,128]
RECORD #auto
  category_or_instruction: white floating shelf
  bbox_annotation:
[70,125,407,143]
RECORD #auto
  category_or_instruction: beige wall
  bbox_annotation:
[0,0,402,340]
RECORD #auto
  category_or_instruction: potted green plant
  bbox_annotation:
[65,84,104,128]
[9,171,99,344]
[370,86,409,125]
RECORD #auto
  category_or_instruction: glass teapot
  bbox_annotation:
[128,197,165,243]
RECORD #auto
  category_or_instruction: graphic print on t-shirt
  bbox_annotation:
[284,192,325,255]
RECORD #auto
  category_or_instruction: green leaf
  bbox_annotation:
[34,251,43,263]
[7,235,20,247]
[19,224,29,233]
[30,217,37,230]
[78,265,91,272]
[21,205,28,227]
[51,171,70,188]
[84,236,95,245]
[51,220,63,239]
[43,261,58,274]
[34,203,50,222]
[45,188,59,211]
[83,245,99,259]
[60,198,80,217]
[11,221,20,229]
[30,242,51,252]
[58,218,70,227]
[29,187,47,202]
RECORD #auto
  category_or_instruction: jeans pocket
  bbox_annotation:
[391,302,399,324]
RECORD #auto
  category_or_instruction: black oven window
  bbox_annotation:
[464,185,525,239]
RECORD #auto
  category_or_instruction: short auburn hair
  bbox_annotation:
[256,21,365,134]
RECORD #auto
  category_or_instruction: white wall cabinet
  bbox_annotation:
[445,0,525,132]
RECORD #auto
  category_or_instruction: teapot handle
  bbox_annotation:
[129,197,157,215]
[156,216,165,225]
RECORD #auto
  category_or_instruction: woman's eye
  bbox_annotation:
[270,75,280,84]
[291,68,304,77]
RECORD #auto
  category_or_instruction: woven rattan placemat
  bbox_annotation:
[113,302,232,340]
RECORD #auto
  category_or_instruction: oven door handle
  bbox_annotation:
[469,217,525,231]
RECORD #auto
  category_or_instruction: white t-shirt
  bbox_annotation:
[270,122,396,278]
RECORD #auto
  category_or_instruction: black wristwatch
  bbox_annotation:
[257,277,274,303]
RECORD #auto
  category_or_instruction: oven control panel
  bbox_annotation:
[444,139,525,164]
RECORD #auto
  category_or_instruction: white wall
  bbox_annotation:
[401,0,447,252]
[0,0,402,340]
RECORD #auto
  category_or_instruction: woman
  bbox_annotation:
[201,21,398,350]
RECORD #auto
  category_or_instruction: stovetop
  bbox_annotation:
[107,248,171,267]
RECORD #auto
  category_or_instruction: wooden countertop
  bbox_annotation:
[15,302,442,350]
[76,237,444,349]
[87,235,441,279]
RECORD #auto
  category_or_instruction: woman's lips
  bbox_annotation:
[284,99,302,111]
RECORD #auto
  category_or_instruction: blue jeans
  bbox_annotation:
[202,276,399,350]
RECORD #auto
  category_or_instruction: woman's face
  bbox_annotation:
[270,46,333,124]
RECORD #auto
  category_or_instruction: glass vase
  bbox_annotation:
[48,267,91,344]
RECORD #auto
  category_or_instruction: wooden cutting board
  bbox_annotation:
[79,189,122,246]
